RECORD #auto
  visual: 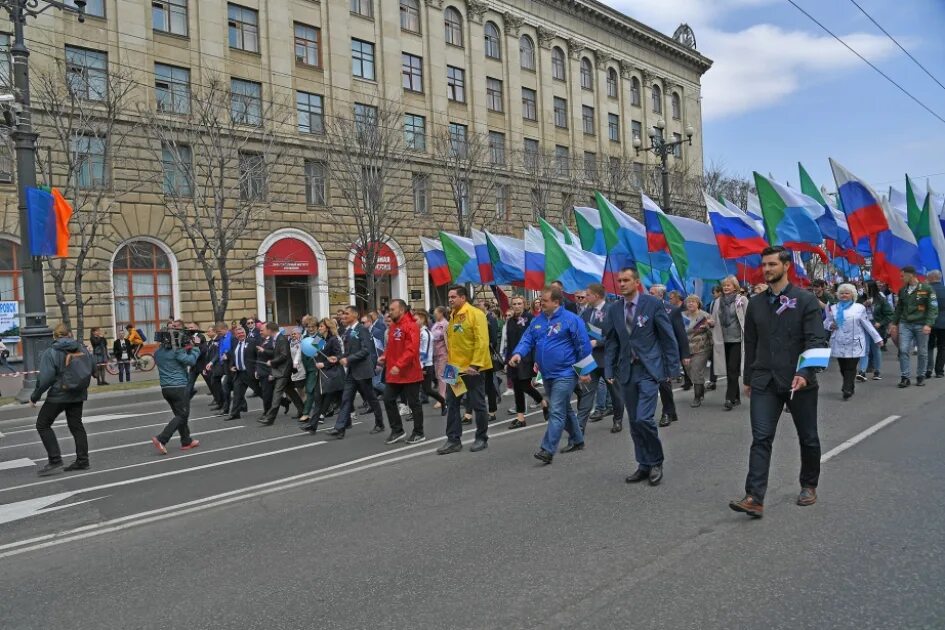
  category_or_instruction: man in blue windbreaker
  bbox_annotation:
[509,285,594,465]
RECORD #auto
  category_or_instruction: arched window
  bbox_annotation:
[671,91,681,120]
[651,84,662,114]
[112,240,175,341]
[484,21,501,59]
[607,67,618,98]
[630,76,641,106]
[580,57,593,90]
[444,6,463,47]
[551,46,565,81]
[519,35,535,70]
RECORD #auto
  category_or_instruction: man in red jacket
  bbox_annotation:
[379,299,425,445]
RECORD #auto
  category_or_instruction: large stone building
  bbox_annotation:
[0,0,710,339]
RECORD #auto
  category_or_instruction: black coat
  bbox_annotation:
[504,313,535,381]
[342,323,377,381]
[90,334,109,361]
[581,302,610,372]
[667,305,692,361]
[113,338,133,361]
[743,283,827,391]
[268,334,292,379]
[316,335,345,394]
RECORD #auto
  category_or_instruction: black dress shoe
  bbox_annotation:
[436,441,462,455]
[723,400,734,411]
[610,423,623,433]
[38,461,64,476]
[225,415,241,421]
[648,465,663,486]
[533,449,553,464]
[658,415,671,427]
[898,377,911,388]
[669,413,678,423]
[257,418,275,426]
[64,461,90,472]
[470,439,488,452]
[369,425,385,435]
[706,381,717,391]
[441,405,448,417]
[559,442,585,454]
[328,428,345,439]
[625,468,649,483]
[589,409,605,421]
[542,405,550,421]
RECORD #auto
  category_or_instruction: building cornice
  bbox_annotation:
[489,0,713,75]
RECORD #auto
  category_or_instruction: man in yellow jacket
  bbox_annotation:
[438,285,493,455]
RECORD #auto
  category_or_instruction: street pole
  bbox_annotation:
[659,147,671,214]
[2,0,85,402]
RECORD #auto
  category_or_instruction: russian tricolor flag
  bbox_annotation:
[420,236,451,286]
[705,193,768,259]
[831,159,921,291]
[485,230,525,285]
[471,229,495,284]
[642,195,668,253]
[524,226,545,290]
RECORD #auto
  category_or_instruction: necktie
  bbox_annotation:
[236,341,244,371]
[624,301,635,333]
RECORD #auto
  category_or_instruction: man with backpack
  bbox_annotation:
[31,323,94,476]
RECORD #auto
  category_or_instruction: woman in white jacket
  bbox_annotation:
[828,283,883,400]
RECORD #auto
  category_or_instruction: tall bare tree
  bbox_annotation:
[432,126,501,236]
[142,74,294,322]
[518,145,565,223]
[702,159,754,211]
[318,101,414,310]
[33,61,140,339]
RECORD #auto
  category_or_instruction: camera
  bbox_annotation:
[156,327,196,350]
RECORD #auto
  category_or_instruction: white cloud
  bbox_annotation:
[699,25,897,119]
[601,1,900,120]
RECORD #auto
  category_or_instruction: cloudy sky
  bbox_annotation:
[602,0,945,196]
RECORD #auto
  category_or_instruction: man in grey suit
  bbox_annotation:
[329,306,385,439]
[258,322,303,425]
[604,267,680,486]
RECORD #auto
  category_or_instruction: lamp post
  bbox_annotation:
[633,119,695,214]
[0,0,86,402]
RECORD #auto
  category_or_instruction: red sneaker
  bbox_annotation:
[151,436,167,455]
[181,439,200,451]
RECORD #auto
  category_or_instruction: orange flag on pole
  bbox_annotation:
[51,188,72,257]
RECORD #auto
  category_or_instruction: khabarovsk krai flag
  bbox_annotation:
[485,230,525,285]
[574,205,607,255]
[438,231,481,284]
[573,353,598,376]
[753,172,826,260]
[539,218,606,293]
[796,348,831,371]
[643,193,729,281]
[908,175,945,274]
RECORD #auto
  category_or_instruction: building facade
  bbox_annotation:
[0,0,710,337]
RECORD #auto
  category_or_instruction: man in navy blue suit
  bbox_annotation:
[604,267,681,486]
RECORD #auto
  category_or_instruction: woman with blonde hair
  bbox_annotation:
[710,275,748,410]
[683,295,713,407]
[828,283,883,400]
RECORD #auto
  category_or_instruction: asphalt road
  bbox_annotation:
[0,366,942,630]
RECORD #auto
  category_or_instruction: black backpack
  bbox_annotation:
[59,346,93,391]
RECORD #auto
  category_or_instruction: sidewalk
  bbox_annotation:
[0,363,161,401]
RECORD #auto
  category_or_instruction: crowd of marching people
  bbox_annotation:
[25,247,944,518]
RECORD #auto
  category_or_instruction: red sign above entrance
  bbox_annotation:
[264,238,318,276]
[353,242,399,276]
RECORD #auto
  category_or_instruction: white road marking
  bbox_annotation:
[821,414,902,463]
[1,411,168,436]
[31,426,243,461]
[0,422,169,449]
[0,417,547,557]
[0,458,35,471]
[0,492,107,526]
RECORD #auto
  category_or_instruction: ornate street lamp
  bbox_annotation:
[633,118,695,214]
[0,0,87,401]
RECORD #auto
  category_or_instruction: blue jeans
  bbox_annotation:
[858,333,882,374]
[540,375,583,454]
[898,323,929,378]
[621,364,664,469]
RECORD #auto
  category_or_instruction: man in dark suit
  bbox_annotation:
[551,280,578,313]
[604,267,680,486]
[330,306,385,438]
[259,322,303,425]
[574,283,625,440]
[225,326,254,421]
[254,327,275,417]
[730,246,827,519]
[651,287,691,426]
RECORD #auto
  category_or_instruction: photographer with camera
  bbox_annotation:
[150,320,202,455]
